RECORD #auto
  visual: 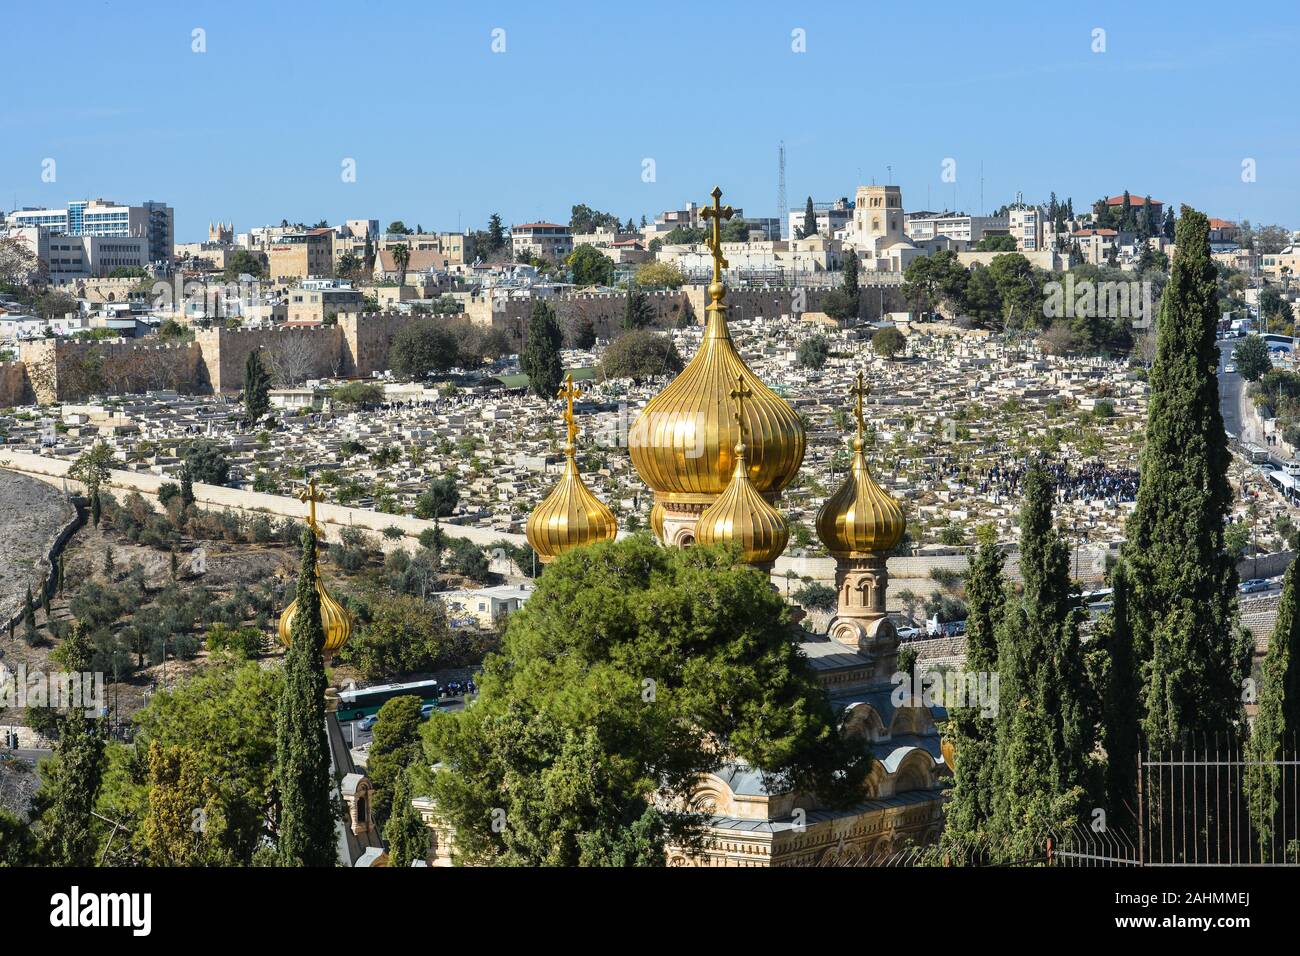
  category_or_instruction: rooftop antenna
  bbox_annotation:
[777,141,788,240]
[980,161,984,215]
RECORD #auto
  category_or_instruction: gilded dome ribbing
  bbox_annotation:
[628,187,804,504]
[696,441,790,565]
[815,373,905,557]
[526,374,618,562]
[278,571,353,657]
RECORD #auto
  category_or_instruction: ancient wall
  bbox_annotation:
[194,325,343,392]
[18,338,204,403]
[0,361,33,407]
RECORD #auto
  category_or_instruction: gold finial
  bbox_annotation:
[701,186,734,287]
[297,477,326,533]
[849,371,870,446]
[557,372,583,449]
[729,373,752,447]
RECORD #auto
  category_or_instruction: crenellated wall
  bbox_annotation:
[0,361,33,407]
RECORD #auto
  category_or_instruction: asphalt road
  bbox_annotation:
[342,695,470,748]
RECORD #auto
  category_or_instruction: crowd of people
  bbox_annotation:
[924,455,1140,507]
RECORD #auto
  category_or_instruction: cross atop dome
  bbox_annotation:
[557,373,583,447]
[701,186,733,286]
[849,371,871,445]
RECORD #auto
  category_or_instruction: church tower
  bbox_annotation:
[629,187,804,550]
[852,185,904,249]
[815,372,906,670]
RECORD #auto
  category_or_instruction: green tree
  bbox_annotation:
[1233,334,1273,382]
[975,235,1018,252]
[486,213,506,253]
[520,301,564,398]
[391,243,411,286]
[871,326,906,359]
[338,591,453,681]
[70,442,117,500]
[368,695,424,827]
[384,767,430,866]
[275,529,337,866]
[1125,208,1248,752]
[801,196,816,238]
[943,525,1005,856]
[183,439,230,485]
[414,474,458,519]
[1101,560,1140,818]
[796,336,830,370]
[568,244,615,287]
[1246,556,1300,857]
[992,463,1093,860]
[179,464,195,510]
[988,253,1040,329]
[622,289,655,331]
[33,712,107,866]
[634,261,685,289]
[388,320,460,381]
[22,585,37,645]
[0,809,35,866]
[792,582,836,612]
[421,536,869,865]
[223,250,264,281]
[243,349,272,424]
[601,330,683,383]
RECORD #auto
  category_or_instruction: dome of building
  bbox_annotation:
[278,571,353,658]
[629,189,804,506]
[696,441,789,565]
[815,374,905,557]
[525,374,618,563]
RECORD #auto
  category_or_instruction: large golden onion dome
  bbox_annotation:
[278,572,353,658]
[815,372,905,557]
[628,187,804,504]
[526,375,617,562]
[277,478,353,659]
[697,440,790,565]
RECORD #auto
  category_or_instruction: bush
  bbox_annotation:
[871,327,906,359]
[206,622,269,659]
[601,330,683,383]
[797,337,830,370]
[793,582,837,612]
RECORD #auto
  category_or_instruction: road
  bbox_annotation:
[1218,337,1285,468]
[341,695,471,749]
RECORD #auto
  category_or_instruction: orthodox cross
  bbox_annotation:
[297,476,325,533]
[849,371,870,443]
[701,186,733,284]
[558,373,583,446]
[730,373,753,443]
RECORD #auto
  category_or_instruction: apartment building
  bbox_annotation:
[511,222,573,260]
[8,198,174,264]
[905,212,1008,244]
[285,281,365,325]
[788,198,854,240]
[377,232,475,265]
[1008,206,1045,252]
[266,228,335,280]
[6,226,150,280]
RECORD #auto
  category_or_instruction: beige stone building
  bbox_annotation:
[266,228,335,280]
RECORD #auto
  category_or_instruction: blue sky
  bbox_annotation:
[4,0,1297,240]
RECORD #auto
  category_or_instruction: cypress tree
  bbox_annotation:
[90,491,101,528]
[1246,557,1300,857]
[943,523,1006,856]
[801,196,816,238]
[1124,207,1247,750]
[180,464,195,510]
[842,247,860,306]
[244,349,272,425]
[992,462,1091,859]
[275,528,337,866]
[1102,560,1140,816]
[520,300,564,399]
[384,767,430,867]
[39,581,50,619]
[623,288,654,331]
[23,587,37,645]
[34,711,107,866]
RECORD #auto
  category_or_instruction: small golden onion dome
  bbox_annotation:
[628,188,804,503]
[815,437,906,557]
[526,444,618,563]
[696,442,789,565]
[278,570,353,658]
[650,500,666,541]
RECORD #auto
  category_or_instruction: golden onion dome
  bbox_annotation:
[525,374,618,563]
[278,571,353,658]
[628,188,804,503]
[696,441,789,565]
[815,373,905,557]
[650,500,666,541]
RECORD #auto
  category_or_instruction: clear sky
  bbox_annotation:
[5,0,1297,241]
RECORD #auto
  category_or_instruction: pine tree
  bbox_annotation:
[54,622,93,673]
[244,349,272,425]
[275,527,337,866]
[34,711,106,866]
[384,767,430,867]
[992,462,1092,859]
[943,524,1006,856]
[1246,556,1300,857]
[180,464,195,510]
[487,213,505,253]
[1102,560,1140,816]
[801,196,816,238]
[520,301,564,399]
[1125,207,1247,751]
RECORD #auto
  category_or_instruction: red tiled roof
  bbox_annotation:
[1209,218,1237,229]
[1105,195,1162,206]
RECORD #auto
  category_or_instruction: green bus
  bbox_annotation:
[337,679,441,722]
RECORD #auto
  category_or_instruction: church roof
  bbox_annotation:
[707,788,945,834]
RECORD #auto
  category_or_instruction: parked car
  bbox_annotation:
[419,703,439,720]
[1239,578,1270,594]
[359,714,379,731]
